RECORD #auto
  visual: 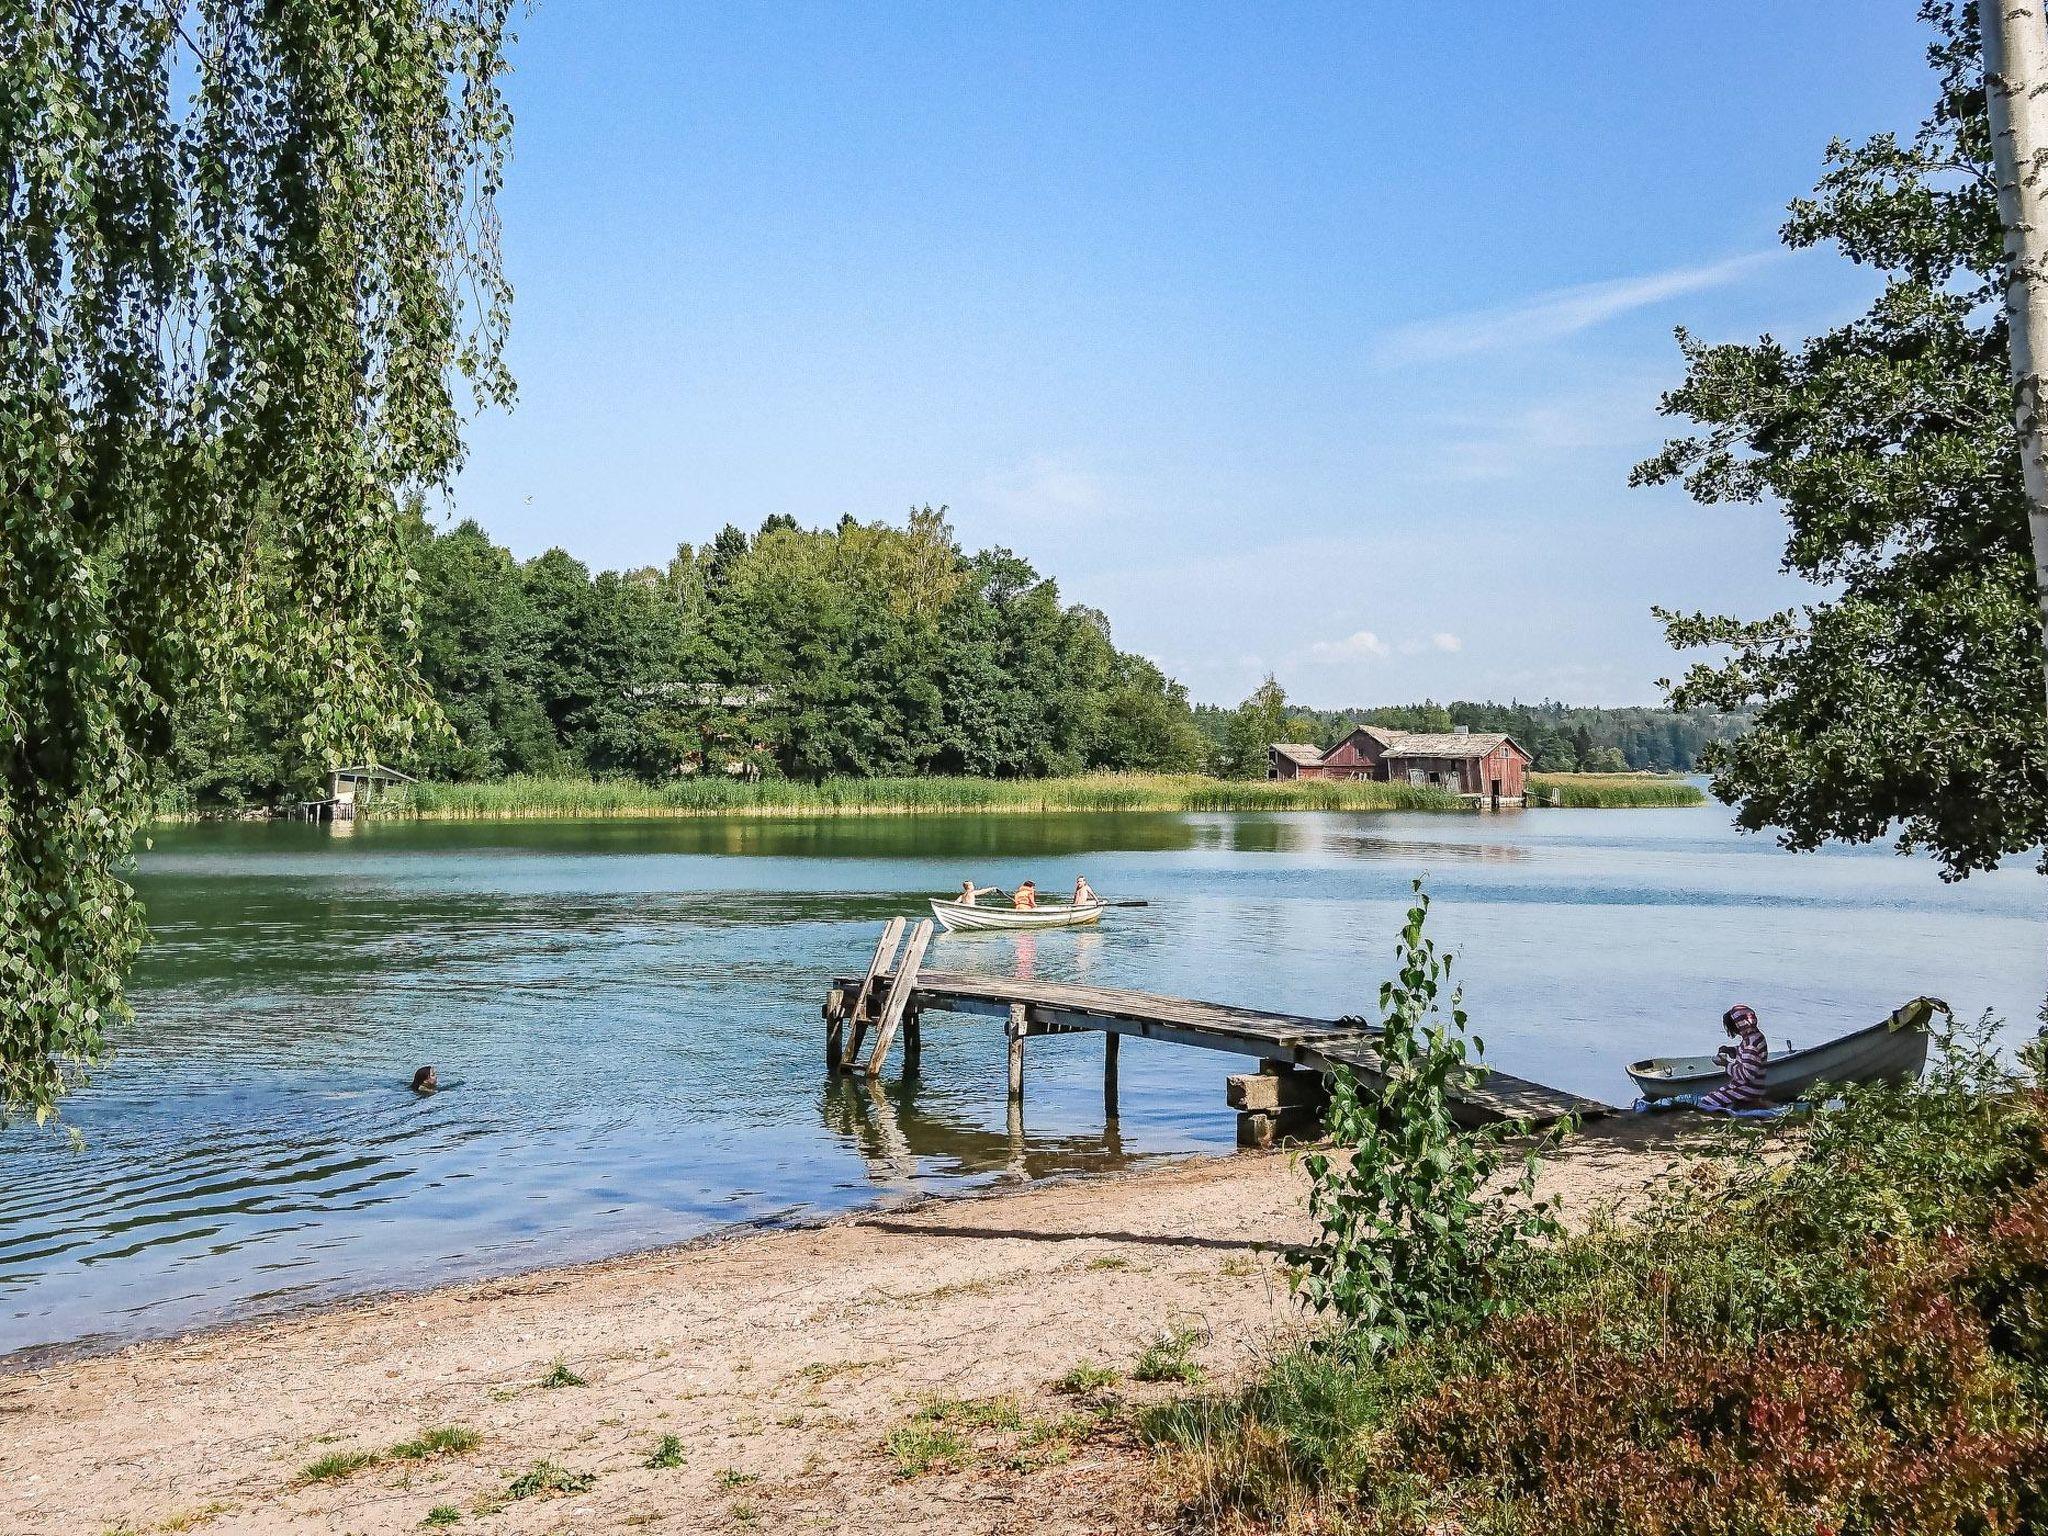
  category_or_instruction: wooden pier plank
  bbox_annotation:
[861,919,934,1077]
[830,966,1609,1126]
[835,916,906,1072]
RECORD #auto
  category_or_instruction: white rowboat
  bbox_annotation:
[1626,996,1945,1106]
[928,898,1107,933]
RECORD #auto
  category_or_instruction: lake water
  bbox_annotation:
[2,804,2042,1355]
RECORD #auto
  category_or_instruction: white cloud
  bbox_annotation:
[1395,631,1463,656]
[1370,252,1779,367]
[1309,629,1390,661]
[973,455,1110,519]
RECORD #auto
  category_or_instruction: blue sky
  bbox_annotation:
[454,2,1935,708]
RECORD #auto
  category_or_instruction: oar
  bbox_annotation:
[1103,899,1149,908]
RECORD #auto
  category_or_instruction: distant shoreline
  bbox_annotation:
[359,771,1705,821]
[152,771,1708,823]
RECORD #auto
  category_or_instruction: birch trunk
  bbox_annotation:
[1981,0,2048,712]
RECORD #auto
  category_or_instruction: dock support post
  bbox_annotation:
[1007,1003,1026,1103]
[1229,1063,1329,1150]
[1103,1030,1119,1114]
[903,1009,922,1078]
[824,988,846,1071]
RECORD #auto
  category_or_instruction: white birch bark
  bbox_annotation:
[1980,0,2048,711]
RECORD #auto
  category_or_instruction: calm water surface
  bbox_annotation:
[2,805,2042,1353]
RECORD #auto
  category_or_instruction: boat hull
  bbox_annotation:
[1627,998,1943,1105]
[929,898,1106,933]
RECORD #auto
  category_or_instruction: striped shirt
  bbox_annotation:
[1700,1019,1768,1110]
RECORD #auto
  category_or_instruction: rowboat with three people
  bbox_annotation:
[930,875,1110,933]
[928,896,1107,932]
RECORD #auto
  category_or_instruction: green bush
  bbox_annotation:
[1285,880,1568,1350]
[1150,1013,2048,1533]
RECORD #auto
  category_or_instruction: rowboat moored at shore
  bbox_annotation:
[928,898,1106,933]
[1626,996,1945,1106]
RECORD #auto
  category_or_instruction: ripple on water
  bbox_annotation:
[1,807,2041,1355]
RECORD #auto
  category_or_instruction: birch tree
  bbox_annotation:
[1,1,515,1119]
[1980,0,2048,710]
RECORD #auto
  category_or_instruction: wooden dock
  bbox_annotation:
[822,924,1608,1143]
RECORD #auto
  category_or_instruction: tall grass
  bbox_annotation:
[380,773,1468,820]
[1526,772,1705,808]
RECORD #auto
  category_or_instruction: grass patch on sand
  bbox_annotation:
[1527,772,1705,807]
[644,1434,687,1470]
[1056,1362,1122,1396]
[506,1461,595,1500]
[297,1448,379,1484]
[389,1426,481,1461]
[380,772,1465,821]
[887,1391,1118,1479]
[1132,1325,1207,1385]
[536,1359,586,1389]
[297,1425,482,1487]
[884,1422,969,1478]
[912,1395,1026,1432]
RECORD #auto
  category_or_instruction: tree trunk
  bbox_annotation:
[1981,0,2048,713]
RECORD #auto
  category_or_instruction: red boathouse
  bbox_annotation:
[1268,725,1531,806]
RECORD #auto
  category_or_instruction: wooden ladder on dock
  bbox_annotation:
[828,916,934,1078]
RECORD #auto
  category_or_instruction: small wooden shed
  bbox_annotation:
[302,764,415,821]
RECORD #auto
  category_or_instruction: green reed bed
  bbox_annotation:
[1527,772,1706,808]
[381,773,1466,820]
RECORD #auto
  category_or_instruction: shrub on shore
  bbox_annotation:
[1145,1015,2048,1533]
[379,772,1466,820]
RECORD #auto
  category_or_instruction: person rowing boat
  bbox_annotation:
[957,880,998,907]
[1073,874,1098,906]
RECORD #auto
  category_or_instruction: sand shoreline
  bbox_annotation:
[0,1121,1700,1535]
[0,1155,1200,1374]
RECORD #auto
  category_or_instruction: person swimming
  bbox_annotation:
[411,1065,439,1095]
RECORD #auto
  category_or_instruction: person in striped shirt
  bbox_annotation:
[1698,1004,1767,1112]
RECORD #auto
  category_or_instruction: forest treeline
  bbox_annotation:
[1195,678,1741,778]
[166,509,1210,806]
[163,511,1737,807]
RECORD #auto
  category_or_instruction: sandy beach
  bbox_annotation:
[1,1120,1701,1535]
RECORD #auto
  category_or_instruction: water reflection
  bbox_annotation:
[819,1073,1130,1186]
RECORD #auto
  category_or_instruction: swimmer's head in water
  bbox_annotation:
[411,1065,439,1093]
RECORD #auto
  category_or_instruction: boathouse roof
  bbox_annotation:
[1270,743,1324,765]
[1377,730,1525,760]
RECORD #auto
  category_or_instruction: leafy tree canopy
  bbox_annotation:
[1636,0,2047,877]
[164,508,1211,801]
[3,1,514,1118]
